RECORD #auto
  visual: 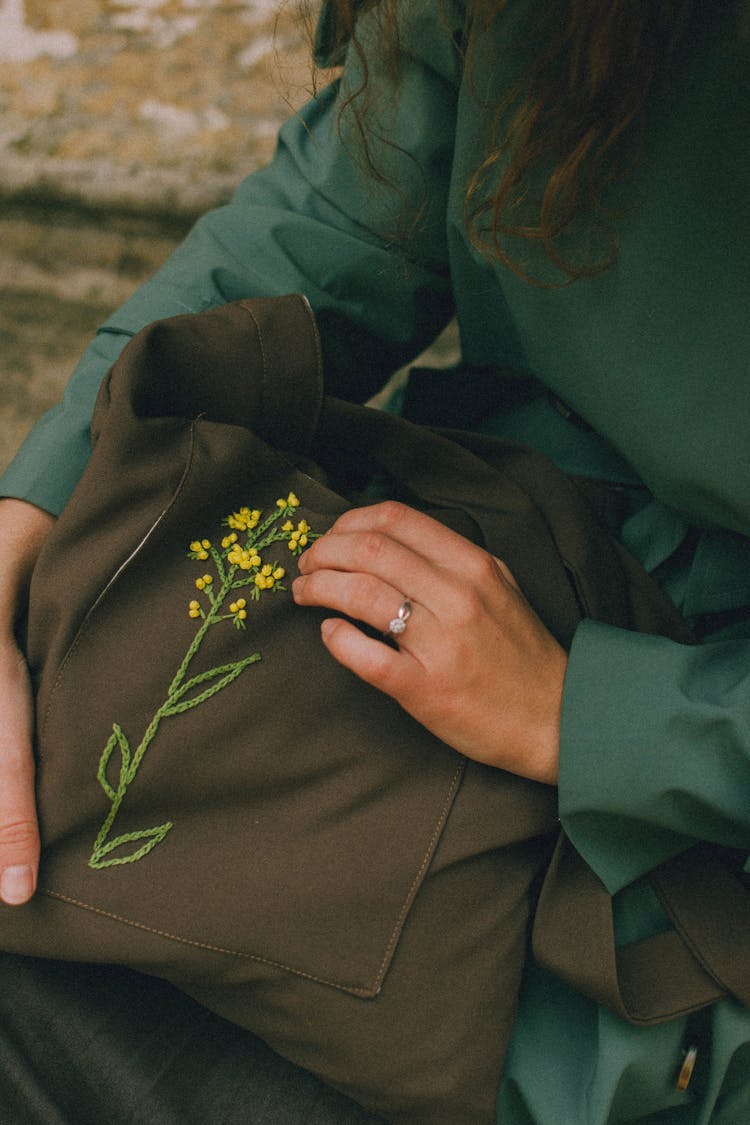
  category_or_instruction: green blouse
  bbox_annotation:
[3,1,750,1120]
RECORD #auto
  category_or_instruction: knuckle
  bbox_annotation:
[366,648,404,696]
[471,549,503,586]
[356,529,389,566]
[449,586,485,627]
[371,500,408,530]
[298,570,324,598]
[0,818,39,853]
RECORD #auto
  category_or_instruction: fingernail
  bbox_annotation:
[320,618,336,640]
[1,865,35,905]
[292,576,305,598]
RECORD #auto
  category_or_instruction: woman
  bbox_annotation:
[0,0,748,1120]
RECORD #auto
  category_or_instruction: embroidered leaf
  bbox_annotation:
[97,723,131,802]
[88,822,173,869]
[163,653,261,716]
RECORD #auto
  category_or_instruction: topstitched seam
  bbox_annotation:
[40,422,198,744]
[40,886,385,997]
[371,759,466,990]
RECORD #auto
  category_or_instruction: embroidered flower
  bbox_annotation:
[252,563,285,592]
[287,519,311,553]
[188,538,212,561]
[226,507,261,532]
[188,599,203,619]
[195,574,213,591]
[227,546,262,570]
[276,491,300,511]
[254,565,274,590]
[229,598,248,627]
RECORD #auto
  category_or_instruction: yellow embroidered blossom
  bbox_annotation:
[188,538,212,561]
[195,574,213,591]
[188,599,202,619]
[227,546,262,570]
[221,532,238,549]
[252,563,286,591]
[226,507,261,532]
[281,520,294,532]
[276,492,300,509]
[229,598,248,621]
[287,520,311,552]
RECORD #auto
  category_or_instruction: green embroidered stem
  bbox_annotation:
[88,495,318,870]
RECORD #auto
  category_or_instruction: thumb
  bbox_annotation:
[0,641,39,905]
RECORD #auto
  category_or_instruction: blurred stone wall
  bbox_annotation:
[0,0,318,474]
[0,0,317,215]
[0,0,457,478]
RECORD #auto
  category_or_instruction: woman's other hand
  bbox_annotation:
[293,502,566,785]
[0,499,55,905]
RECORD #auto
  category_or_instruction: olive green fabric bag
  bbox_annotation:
[1,296,743,1124]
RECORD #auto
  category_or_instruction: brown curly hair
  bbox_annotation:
[321,0,694,281]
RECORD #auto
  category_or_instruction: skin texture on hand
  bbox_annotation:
[0,498,55,905]
[293,501,566,785]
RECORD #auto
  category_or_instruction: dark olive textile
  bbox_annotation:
[0,952,384,1125]
[0,297,743,1124]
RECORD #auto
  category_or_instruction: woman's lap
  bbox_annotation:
[0,952,385,1125]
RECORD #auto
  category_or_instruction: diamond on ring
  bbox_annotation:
[387,599,412,637]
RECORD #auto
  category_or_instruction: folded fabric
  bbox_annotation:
[0,296,730,1124]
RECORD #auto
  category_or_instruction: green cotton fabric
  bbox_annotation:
[3,0,750,1121]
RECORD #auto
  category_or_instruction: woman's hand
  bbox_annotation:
[0,498,55,905]
[293,501,567,785]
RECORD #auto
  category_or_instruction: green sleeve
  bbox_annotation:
[0,0,461,515]
[559,620,750,894]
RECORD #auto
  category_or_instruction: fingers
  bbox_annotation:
[293,500,516,665]
[294,564,436,642]
[319,617,422,698]
[298,531,451,623]
[296,501,505,625]
[308,501,493,582]
[294,566,431,700]
[0,640,40,905]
